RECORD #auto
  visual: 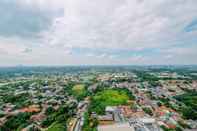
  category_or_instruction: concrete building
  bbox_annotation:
[98,117,162,131]
[129,118,162,131]
[98,123,135,131]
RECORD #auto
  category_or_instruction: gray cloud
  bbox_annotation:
[0,0,62,38]
[0,0,197,65]
[43,0,197,51]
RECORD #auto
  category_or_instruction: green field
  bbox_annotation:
[72,84,87,100]
[89,89,131,114]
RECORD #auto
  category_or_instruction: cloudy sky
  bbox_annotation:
[0,0,197,66]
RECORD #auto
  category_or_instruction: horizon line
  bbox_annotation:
[0,64,197,68]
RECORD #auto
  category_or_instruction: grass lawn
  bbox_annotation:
[90,89,131,114]
[72,84,86,100]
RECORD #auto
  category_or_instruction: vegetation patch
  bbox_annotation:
[72,84,87,100]
[0,112,32,131]
[82,112,98,131]
[89,89,132,114]
[174,92,197,120]
[47,122,66,131]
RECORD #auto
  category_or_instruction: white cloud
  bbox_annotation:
[162,46,197,56]
[0,0,197,65]
[18,0,65,11]
[40,0,197,51]
[0,37,26,55]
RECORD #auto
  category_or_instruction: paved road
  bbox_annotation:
[74,117,82,131]
[73,99,89,131]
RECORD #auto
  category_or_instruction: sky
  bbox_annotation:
[0,0,197,66]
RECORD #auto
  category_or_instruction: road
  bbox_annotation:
[73,99,89,131]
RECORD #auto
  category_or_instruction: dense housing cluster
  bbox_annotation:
[0,66,197,131]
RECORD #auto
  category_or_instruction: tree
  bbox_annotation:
[142,107,153,116]
[45,106,55,115]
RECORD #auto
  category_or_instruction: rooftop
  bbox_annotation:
[98,123,134,131]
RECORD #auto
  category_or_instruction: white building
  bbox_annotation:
[98,123,135,131]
